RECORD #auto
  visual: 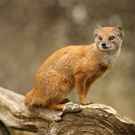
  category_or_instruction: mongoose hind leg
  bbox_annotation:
[47,100,81,111]
[48,103,65,110]
[47,98,69,110]
[25,89,49,109]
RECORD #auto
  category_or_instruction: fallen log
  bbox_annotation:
[0,87,134,135]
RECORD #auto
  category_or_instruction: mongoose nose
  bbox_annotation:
[101,43,108,49]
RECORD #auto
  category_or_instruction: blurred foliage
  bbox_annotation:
[0,0,135,134]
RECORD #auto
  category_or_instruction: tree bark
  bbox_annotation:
[0,87,135,135]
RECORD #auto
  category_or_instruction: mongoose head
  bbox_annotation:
[94,26,124,54]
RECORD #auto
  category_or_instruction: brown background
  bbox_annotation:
[0,0,135,121]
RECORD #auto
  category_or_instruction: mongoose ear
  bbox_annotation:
[117,26,122,31]
[94,25,102,37]
[116,26,124,38]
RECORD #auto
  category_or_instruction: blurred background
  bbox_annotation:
[0,0,134,129]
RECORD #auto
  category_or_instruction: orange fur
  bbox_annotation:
[25,26,123,110]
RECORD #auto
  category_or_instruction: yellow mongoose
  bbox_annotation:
[25,26,124,110]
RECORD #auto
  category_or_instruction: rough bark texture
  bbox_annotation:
[0,87,135,135]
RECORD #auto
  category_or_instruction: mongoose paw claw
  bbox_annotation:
[63,102,81,113]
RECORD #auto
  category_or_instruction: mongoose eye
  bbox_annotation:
[98,35,103,41]
[109,35,115,41]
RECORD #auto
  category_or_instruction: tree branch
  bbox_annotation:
[0,87,135,135]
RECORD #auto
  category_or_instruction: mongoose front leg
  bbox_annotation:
[75,73,90,105]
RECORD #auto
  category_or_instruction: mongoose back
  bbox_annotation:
[25,26,124,110]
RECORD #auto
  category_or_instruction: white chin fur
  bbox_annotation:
[103,47,121,65]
